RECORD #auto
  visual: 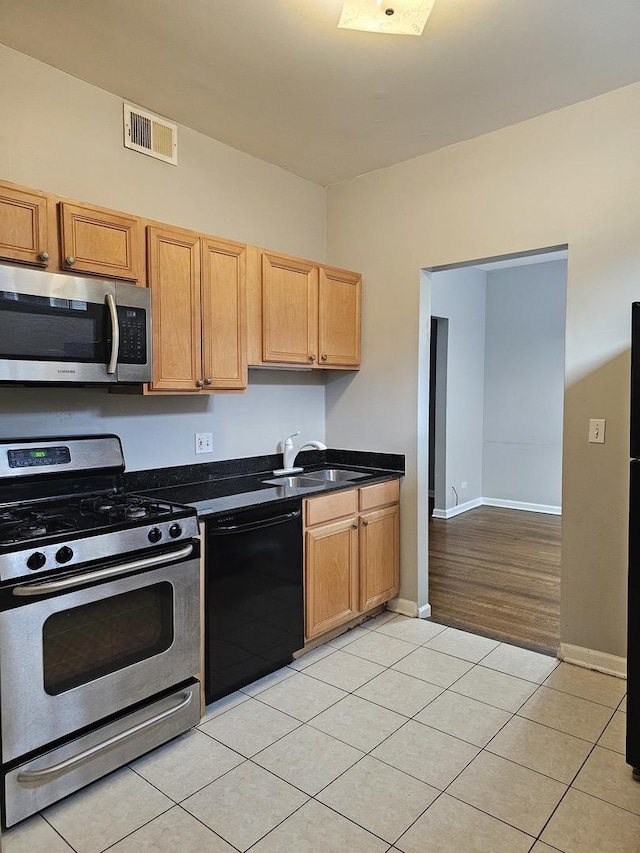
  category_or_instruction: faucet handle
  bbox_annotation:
[284,430,301,446]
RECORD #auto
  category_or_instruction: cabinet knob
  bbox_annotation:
[196,379,204,388]
[308,354,316,362]
[352,523,358,530]
[204,377,213,386]
[362,520,369,526]
[38,251,49,262]
[321,354,328,362]
[65,256,76,266]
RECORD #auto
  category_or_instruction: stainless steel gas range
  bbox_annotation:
[0,435,201,827]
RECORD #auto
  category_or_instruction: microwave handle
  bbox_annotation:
[106,292,120,375]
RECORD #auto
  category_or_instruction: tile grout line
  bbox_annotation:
[40,813,83,853]
[60,798,176,853]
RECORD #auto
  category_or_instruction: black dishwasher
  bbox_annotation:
[205,500,303,703]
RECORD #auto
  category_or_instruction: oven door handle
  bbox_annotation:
[16,690,194,785]
[12,543,194,597]
[106,291,120,375]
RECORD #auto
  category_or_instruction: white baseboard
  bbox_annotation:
[483,498,562,516]
[433,497,561,519]
[387,599,431,619]
[559,643,627,679]
[387,597,418,617]
[432,498,483,519]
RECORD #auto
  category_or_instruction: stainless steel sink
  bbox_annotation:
[305,469,369,482]
[262,476,323,488]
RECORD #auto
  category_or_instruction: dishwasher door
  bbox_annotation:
[205,500,303,704]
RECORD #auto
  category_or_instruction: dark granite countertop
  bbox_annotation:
[125,449,404,519]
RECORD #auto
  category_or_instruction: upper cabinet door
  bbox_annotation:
[147,226,202,392]
[318,266,361,368]
[59,202,144,282]
[201,237,247,391]
[262,252,318,365]
[0,184,50,267]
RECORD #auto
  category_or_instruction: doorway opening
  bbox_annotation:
[422,247,567,654]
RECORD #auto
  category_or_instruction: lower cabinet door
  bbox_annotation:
[359,504,399,612]
[305,517,359,640]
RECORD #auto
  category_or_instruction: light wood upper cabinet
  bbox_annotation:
[305,516,359,639]
[147,226,202,392]
[359,504,399,612]
[248,249,361,370]
[0,181,146,281]
[201,237,247,390]
[304,480,400,640]
[0,184,50,267]
[262,251,318,365]
[146,226,248,394]
[318,266,361,367]
[59,202,144,282]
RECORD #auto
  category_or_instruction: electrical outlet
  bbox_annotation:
[461,481,468,489]
[195,432,213,454]
[588,419,606,444]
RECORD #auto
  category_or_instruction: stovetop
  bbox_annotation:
[0,492,189,548]
[0,491,199,585]
[0,435,200,586]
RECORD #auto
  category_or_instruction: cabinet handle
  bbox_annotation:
[65,255,76,266]
[204,377,213,386]
[352,523,358,529]
[196,379,204,388]
[362,520,369,526]
[38,251,49,262]
[321,354,328,362]
[308,354,316,362]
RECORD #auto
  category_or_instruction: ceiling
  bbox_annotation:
[2,1,640,186]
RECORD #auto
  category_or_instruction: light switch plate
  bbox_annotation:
[588,419,606,444]
[195,432,213,454]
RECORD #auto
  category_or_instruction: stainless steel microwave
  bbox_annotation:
[0,265,151,384]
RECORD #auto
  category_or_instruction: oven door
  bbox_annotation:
[0,548,199,763]
[0,265,151,383]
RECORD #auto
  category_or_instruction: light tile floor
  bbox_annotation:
[3,615,637,853]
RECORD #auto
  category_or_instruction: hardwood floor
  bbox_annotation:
[428,506,561,655]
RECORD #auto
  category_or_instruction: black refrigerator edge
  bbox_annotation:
[627,301,640,780]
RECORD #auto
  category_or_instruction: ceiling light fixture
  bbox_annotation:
[338,0,436,36]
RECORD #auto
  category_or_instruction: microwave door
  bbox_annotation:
[0,268,116,383]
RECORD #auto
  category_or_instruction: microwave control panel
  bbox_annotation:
[117,307,147,364]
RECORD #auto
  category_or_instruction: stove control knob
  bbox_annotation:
[148,527,162,543]
[27,551,46,571]
[56,546,73,564]
[169,523,182,539]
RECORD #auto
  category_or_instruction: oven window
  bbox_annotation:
[42,583,174,695]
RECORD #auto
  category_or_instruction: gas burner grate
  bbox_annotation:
[78,494,173,522]
[0,509,79,545]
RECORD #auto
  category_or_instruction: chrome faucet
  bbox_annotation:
[274,431,327,475]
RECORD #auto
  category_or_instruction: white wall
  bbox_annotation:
[326,82,640,658]
[0,372,326,472]
[483,260,567,508]
[0,45,328,470]
[430,267,487,509]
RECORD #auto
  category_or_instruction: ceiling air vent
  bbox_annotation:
[123,104,177,165]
